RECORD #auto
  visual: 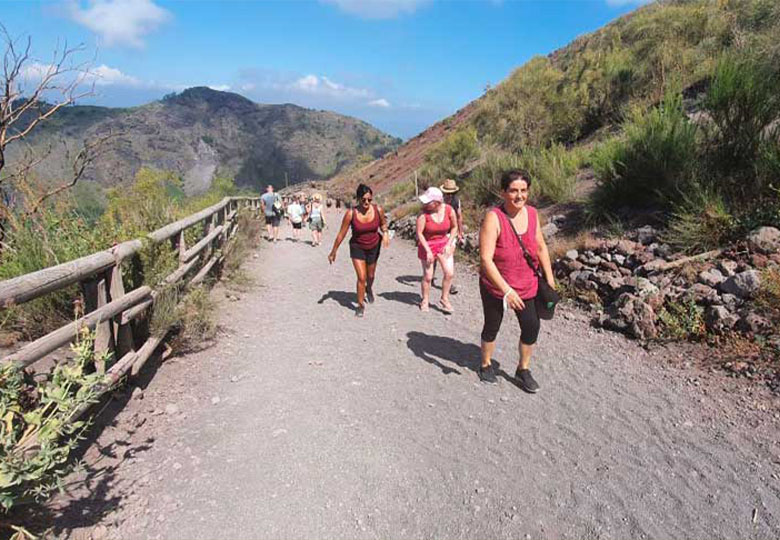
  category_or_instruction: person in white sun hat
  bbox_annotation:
[433,178,465,294]
[416,186,459,313]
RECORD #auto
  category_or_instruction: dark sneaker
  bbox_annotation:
[450,284,459,295]
[515,369,539,393]
[366,289,375,304]
[479,363,498,384]
[355,305,365,318]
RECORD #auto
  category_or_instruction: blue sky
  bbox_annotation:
[2,0,650,138]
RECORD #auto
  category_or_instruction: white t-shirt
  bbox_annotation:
[287,202,304,223]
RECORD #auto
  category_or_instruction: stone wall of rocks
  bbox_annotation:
[557,225,779,341]
[391,213,779,344]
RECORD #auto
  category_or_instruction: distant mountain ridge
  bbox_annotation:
[10,87,400,194]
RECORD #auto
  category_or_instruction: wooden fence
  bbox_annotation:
[0,196,261,400]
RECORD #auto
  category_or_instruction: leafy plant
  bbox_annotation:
[657,295,706,341]
[0,329,106,517]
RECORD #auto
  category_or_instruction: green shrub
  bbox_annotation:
[462,149,522,208]
[589,91,698,219]
[702,53,780,190]
[422,127,480,180]
[519,143,584,204]
[0,205,104,340]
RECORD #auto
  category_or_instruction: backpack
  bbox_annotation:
[272,196,283,216]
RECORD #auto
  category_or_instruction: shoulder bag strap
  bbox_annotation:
[500,206,542,278]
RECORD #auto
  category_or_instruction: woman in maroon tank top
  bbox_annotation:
[328,184,391,317]
[477,169,556,392]
[416,187,458,313]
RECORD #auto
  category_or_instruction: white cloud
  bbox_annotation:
[69,0,171,48]
[19,61,139,88]
[291,74,370,99]
[321,0,431,19]
[605,0,653,6]
[240,83,256,92]
[368,98,390,108]
[90,64,140,86]
[207,84,231,92]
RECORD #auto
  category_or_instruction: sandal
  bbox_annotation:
[419,300,429,312]
[439,300,454,314]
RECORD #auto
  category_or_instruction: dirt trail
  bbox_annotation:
[47,209,780,540]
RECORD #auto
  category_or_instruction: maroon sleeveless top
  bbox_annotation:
[350,205,381,249]
[480,205,539,300]
[422,204,452,241]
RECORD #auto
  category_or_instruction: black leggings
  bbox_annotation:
[480,282,540,345]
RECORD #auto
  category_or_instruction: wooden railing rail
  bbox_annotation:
[0,195,261,392]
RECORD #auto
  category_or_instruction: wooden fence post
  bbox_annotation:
[81,273,114,374]
[109,264,135,359]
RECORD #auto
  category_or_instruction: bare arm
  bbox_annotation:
[479,212,525,311]
[328,210,352,263]
[535,213,556,289]
[456,206,464,241]
[377,205,390,248]
[416,214,432,261]
[444,206,458,256]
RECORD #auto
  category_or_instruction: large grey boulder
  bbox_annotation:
[719,270,761,298]
[747,226,780,254]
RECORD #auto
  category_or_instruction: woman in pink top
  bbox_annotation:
[416,187,458,313]
[478,169,556,393]
[328,184,390,318]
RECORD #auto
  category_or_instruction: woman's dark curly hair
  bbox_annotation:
[500,169,533,191]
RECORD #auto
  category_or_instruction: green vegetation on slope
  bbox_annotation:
[417,0,780,251]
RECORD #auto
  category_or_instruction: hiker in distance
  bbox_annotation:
[328,183,391,317]
[478,169,556,392]
[260,184,282,243]
[286,195,305,242]
[308,193,326,246]
[416,186,458,314]
[432,178,465,295]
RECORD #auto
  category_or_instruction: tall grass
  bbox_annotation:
[519,143,584,204]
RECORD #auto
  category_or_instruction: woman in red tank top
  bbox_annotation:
[416,187,458,313]
[328,184,390,317]
[477,169,556,392]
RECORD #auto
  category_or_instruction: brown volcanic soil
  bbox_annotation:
[327,101,480,198]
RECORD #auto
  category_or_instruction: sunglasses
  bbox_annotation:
[361,196,373,202]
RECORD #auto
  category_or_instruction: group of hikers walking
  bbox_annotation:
[260,186,328,245]
[324,169,558,394]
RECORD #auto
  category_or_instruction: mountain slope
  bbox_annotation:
[10,87,400,194]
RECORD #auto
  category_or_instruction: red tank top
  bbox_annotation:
[422,204,452,241]
[480,205,539,300]
[350,205,381,249]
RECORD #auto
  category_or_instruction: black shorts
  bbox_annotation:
[265,215,281,226]
[350,242,381,264]
[292,222,302,229]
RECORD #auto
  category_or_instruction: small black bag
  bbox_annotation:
[501,207,560,320]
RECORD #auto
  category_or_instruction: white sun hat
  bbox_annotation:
[419,186,444,205]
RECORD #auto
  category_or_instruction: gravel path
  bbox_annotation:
[51,212,780,540]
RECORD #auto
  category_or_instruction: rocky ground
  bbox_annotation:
[29,211,780,540]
